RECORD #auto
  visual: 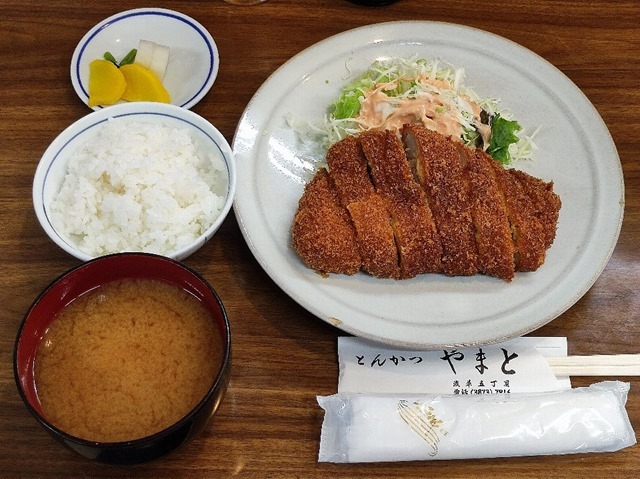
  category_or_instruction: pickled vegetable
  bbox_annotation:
[119,64,170,103]
[87,59,126,107]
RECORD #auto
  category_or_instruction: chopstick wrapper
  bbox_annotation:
[317,337,636,462]
[317,382,636,462]
[338,337,571,394]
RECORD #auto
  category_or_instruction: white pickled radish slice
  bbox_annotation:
[135,39,170,80]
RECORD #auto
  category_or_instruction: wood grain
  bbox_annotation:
[0,0,638,477]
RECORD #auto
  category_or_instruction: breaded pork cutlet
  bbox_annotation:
[490,161,547,272]
[402,125,478,276]
[508,169,561,249]
[291,127,561,282]
[291,168,361,275]
[325,136,400,279]
[360,130,442,278]
[464,148,516,281]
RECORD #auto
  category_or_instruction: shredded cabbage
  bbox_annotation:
[291,56,539,164]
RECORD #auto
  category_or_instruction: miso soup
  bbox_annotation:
[34,278,223,442]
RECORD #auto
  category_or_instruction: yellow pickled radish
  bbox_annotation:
[119,63,171,103]
[88,59,126,107]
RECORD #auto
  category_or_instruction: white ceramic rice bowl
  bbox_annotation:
[33,102,236,261]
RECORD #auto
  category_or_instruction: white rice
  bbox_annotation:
[50,118,227,257]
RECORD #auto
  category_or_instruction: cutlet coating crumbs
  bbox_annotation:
[291,126,561,282]
[361,130,442,278]
[326,135,400,278]
[292,168,361,275]
[402,125,478,276]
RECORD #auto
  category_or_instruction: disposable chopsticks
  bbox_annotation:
[546,354,640,376]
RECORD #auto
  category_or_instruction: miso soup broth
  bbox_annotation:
[34,278,223,443]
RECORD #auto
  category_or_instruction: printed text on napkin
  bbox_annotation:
[338,337,570,394]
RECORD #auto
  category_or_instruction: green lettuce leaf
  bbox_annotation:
[332,91,362,119]
[488,114,522,164]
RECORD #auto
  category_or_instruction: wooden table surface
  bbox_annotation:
[1,0,639,477]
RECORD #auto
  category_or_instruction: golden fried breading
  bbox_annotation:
[291,168,361,275]
[508,169,561,249]
[491,162,546,272]
[290,125,561,282]
[326,136,400,278]
[360,130,442,278]
[325,135,374,203]
[465,148,515,281]
[347,196,400,278]
[402,124,478,276]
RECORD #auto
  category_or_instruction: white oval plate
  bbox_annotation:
[232,21,624,349]
[71,8,218,110]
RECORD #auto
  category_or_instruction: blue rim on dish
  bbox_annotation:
[70,8,218,110]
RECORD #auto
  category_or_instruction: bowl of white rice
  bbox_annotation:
[33,102,235,261]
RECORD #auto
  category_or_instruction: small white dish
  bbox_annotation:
[70,8,219,110]
[33,102,236,262]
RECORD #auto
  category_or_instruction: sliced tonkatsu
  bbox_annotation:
[464,148,516,281]
[325,135,400,278]
[490,160,547,272]
[508,169,561,249]
[402,124,478,276]
[291,125,561,282]
[360,130,442,278]
[291,168,361,275]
